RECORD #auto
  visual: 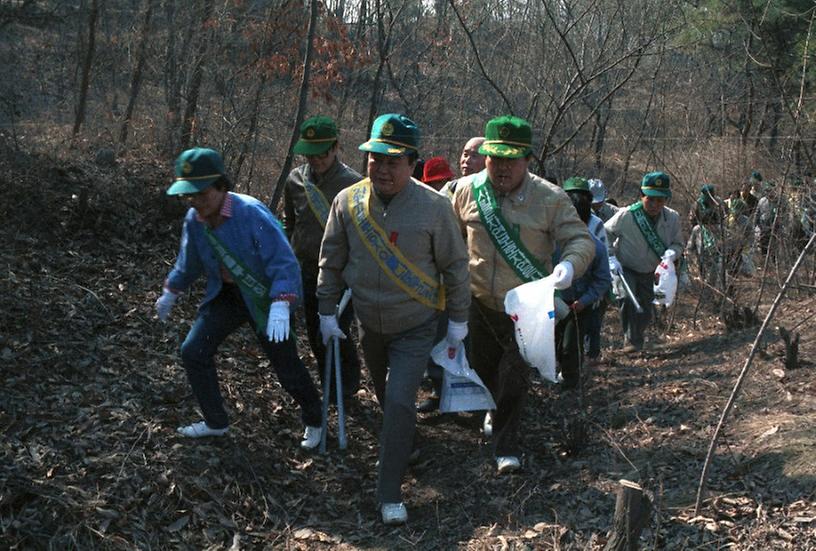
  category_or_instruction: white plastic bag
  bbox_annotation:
[503,275,558,383]
[653,254,678,306]
[430,341,496,413]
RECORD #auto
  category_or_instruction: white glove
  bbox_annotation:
[266,301,290,343]
[608,255,623,275]
[551,260,574,290]
[155,288,178,322]
[445,320,468,348]
[319,314,346,345]
[663,249,677,263]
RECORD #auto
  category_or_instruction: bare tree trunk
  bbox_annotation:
[119,0,154,145]
[268,0,319,213]
[180,0,215,151]
[72,0,99,137]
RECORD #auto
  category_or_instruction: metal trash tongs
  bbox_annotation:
[616,269,644,314]
[319,289,352,452]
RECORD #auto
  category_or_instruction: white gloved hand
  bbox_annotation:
[663,249,677,263]
[445,320,468,349]
[266,301,290,343]
[155,288,178,322]
[319,314,346,345]
[551,260,574,290]
[608,255,623,275]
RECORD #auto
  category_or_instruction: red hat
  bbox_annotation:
[422,156,454,184]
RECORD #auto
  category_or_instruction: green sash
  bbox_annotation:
[303,179,331,229]
[472,173,548,283]
[348,180,445,310]
[630,201,668,258]
[204,228,271,332]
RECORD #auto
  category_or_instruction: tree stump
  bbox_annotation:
[603,479,652,551]
[779,326,800,370]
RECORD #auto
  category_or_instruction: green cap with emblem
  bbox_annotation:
[478,115,532,159]
[167,147,225,196]
[293,115,338,156]
[359,113,420,156]
[563,176,590,193]
[640,171,671,198]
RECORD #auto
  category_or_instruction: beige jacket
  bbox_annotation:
[604,203,684,273]
[317,178,471,334]
[452,171,596,312]
[283,159,361,265]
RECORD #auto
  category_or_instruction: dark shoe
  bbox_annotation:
[559,378,579,391]
[416,396,440,413]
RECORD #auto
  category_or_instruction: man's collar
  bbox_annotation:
[195,192,233,223]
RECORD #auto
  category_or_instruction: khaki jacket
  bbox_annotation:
[317,178,471,334]
[452,171,596,312]
[604,203,684,273]
[283,159,361,266]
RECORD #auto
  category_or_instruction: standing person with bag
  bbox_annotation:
[317,114,471,525]
[283,116,362,398]
[451,116,595,474]
[156,148,323,448]
[604,172,684,353]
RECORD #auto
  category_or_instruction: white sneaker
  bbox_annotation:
[496,455,520,474]
[176,421,228,438]
[301,425,322,449]
[483,411,493,437]
[381,502,408,525]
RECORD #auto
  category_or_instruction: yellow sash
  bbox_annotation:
[303,180,331,229]
[348,180,445,310]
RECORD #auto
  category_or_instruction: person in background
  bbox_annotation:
[283,116,362,398]
[452,115,595,474]
[441,136,486,197]
[421,156,455,192]
[589,178,619,223]
[604,172,684,353]
[317,114,471,525]
[156,147,323,448]
[556,177,612,388]
[564,177,608,366]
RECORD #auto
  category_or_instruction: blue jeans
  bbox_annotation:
[180,284,322,429]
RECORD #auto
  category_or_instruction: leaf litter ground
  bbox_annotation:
[1,145,814,549]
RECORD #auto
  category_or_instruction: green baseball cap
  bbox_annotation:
[478,115,532,159]
[563,176,590,193]
[167,148,225,196]
[640,171,671,198]
[359,113,420,156]
[293,115,338,156]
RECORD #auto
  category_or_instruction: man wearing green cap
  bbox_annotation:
[283,115,362,397]
[556,177,612,387]
[156,147,324,448]
[317,114,471,525]
[452,115,595,474]
[604,171,684,353]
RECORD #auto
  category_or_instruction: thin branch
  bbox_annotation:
[448,0,514,114]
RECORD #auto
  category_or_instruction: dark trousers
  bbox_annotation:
[301,266,361,396]
[618,267,655,349]
[587,300,606,359]
[469,298,530,457]
[180,284,322,429]
[358,317,438,503]
[556,309,592,387]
